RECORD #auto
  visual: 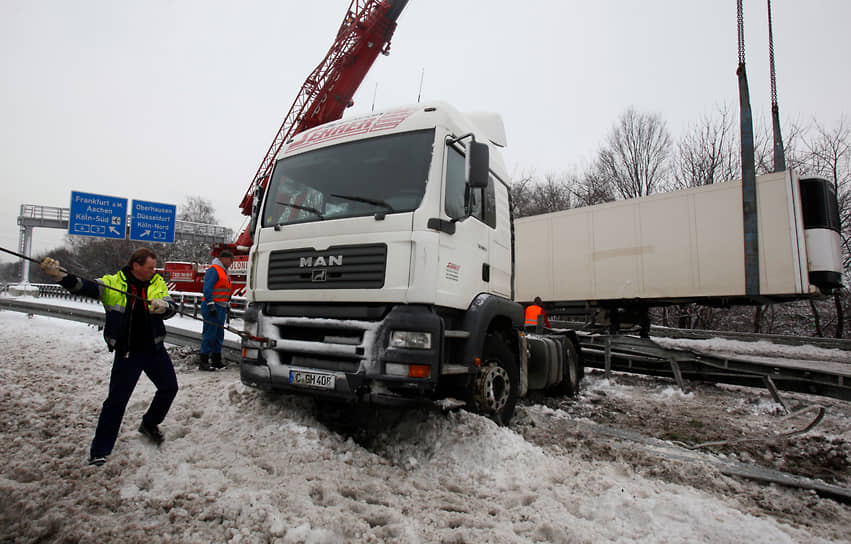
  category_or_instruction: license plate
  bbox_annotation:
[289,369,335,390]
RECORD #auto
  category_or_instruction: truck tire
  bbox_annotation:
[551,337,580,397]
[474,334,520,425]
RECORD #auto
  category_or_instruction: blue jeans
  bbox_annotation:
[90,345,178,457]
[201,304,227,355]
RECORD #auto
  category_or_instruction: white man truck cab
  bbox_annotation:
[240,102,582,424]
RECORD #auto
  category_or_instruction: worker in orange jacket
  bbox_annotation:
[524,296,551,330]
[200,251,234,371]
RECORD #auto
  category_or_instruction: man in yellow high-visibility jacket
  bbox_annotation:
[41,248,178,467]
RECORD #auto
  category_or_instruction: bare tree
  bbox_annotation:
[510,171,573,218]
[806,118,850,201]
[62,237,153,279]
[533,173,572,214]
[178,196,219,224]
[167,196,222,263]
[594,109,672,199]
[569,169,615,208]
[840,190,851,272]
[753,115,806,175]
[0,261,19,283]
[673,105,739,189]
[509,170,537,219]
[673,106,805,187]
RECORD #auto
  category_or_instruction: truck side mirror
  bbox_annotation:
[466,141,489,188]
[248,185,265,241]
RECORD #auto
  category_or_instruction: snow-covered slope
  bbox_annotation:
[0,311,846,543]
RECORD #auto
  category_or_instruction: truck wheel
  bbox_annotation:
[474,334,519,425]
[563,338,581,397]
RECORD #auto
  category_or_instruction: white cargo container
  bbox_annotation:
[515,170,841,306]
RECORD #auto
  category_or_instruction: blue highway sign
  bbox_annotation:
[130,199,176,243]
[69,191,128,239]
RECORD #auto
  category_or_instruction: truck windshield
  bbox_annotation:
[262,129,435,227]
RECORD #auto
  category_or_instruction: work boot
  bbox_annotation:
[138,422,164,446]
[87,455,107,467]
[199,353,215,372]
[211,352,225,369]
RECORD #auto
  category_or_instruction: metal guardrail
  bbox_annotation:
[645,325,851,352]
[174,220,232,238]
[31,283,247,318]
[577,332,851,406]
[552,320,851,352]
[5,290,848,403]
[170,292,248,318]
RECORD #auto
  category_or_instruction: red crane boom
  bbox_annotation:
[231,0,409,251]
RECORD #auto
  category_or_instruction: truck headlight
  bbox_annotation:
[389,331,432,350]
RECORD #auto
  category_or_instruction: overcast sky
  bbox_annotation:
[2,0,849,264]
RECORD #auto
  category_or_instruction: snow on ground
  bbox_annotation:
[1,309,849,543]
[654,336,850,365]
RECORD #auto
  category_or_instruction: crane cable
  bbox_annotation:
[767,0,786,172]
[737,0,746,66]
[767,0,778,108]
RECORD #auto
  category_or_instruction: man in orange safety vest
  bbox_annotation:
[524,296,551,331]
[200,250,234,371]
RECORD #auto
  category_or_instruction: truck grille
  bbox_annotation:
[270,318,376,374]
[268,243,387,290]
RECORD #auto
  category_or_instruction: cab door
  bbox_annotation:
[488,178,512,298]
[435,145,494,309]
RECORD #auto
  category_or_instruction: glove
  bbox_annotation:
[40,257,67,281]
[203,301,215,317]
[149,298,169,315]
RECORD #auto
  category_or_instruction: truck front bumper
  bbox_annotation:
[240,304,444,405]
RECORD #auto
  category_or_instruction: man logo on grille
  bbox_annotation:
[300,255,343,267]
[312,269,327,282]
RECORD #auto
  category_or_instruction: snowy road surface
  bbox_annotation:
[1,310,849,543]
